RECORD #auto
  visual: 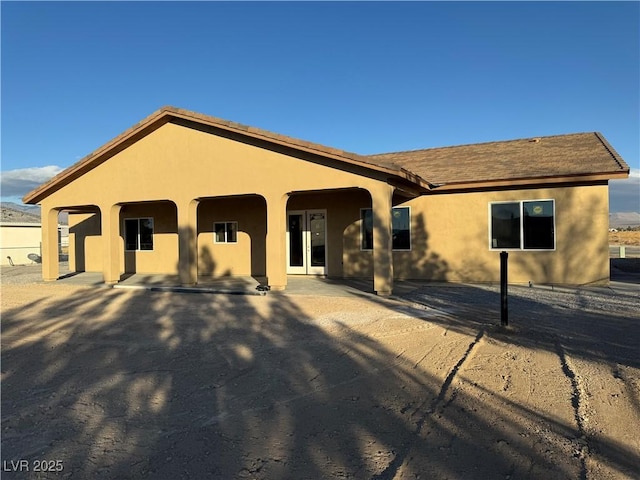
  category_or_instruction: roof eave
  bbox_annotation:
[594,132,631,171]
[429,171,630,192]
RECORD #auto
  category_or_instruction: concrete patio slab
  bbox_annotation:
[48,269,640,299]
[54,273,430,297]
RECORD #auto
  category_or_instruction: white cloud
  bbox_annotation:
[610,170,640,213]
[0,165,64,199]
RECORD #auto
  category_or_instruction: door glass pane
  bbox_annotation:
[289,214,304,267]
[309,212,325,267]
[125,219,139,250]
[139,218,154,250]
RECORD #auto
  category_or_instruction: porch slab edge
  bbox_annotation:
[112,284,266,296]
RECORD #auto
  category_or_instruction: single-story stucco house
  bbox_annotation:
[23,107,629,295]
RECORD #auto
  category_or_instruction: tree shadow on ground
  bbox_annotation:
[394,280,640,479]
[2,281,639,479]
[399,283,640,369]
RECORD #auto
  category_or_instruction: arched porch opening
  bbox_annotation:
[285,187,371,279]
[196,194,267,282]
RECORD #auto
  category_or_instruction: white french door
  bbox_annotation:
[286,210,327,275]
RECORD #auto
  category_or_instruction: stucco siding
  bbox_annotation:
[401,184,609,285]
[120,202,178,274]
[0,224,42,266]
[197,196,266,277]
[69,212,102,272]
[41,122,384,209]
[69,203,181,276]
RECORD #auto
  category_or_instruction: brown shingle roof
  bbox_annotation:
[369,132,629,187]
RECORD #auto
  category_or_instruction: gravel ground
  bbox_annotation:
[0,263,70,285]
[404,281,639,318]
[1,265,639,479]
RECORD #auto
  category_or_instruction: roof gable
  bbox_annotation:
[23,107,430,204]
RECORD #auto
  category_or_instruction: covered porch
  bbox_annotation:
[40,183,404,295]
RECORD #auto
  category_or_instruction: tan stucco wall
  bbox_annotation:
[0,224,42,265]
[342,184,609,285]
[121,202,178,274]
[197,196,267,277]
[389,184,609,285]
[40,122,387,208]
[69,212,101,272]
[69,204,179,275]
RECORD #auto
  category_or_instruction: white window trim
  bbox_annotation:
[214,221,238,244]
[360,206,412,252]
[124,217,154,252]
[488,199,556,251]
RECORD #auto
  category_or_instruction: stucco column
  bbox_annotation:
[102,204,122,284]
[265,193,288,291]
[41,207,60,281]
[371,184,394,296]
[177,199,199,285]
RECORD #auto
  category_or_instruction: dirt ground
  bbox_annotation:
[609,230,640,246]
[1,274,639,479]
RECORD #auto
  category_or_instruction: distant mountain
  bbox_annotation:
[0,202,68,224]
[1,205,40,223]
[1,202,40,215]
[609,212,640,228]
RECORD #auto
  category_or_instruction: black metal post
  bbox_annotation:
[500,251,508,326]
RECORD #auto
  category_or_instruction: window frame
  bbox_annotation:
[213,221,238,244]
[124,217,154,252]
[488,199,556,251]
[360,206,412,251]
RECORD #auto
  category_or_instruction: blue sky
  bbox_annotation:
[2,1,638,212]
